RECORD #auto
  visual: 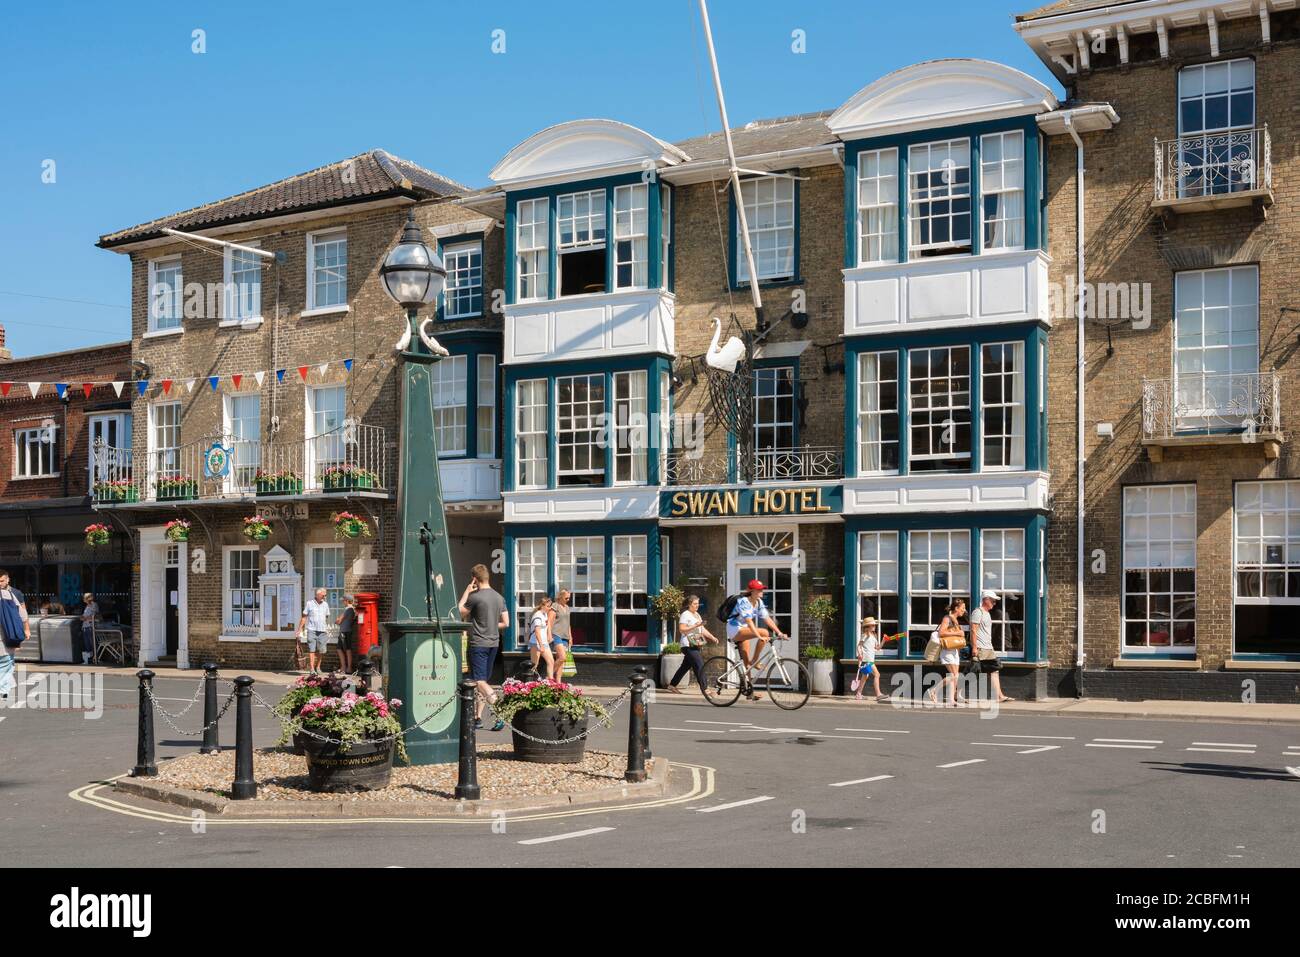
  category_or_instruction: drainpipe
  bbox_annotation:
[1064,112,1086,697]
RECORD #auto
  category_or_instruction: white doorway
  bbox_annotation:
[138,526,188,668]
[728,526,799,683]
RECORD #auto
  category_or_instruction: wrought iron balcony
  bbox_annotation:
[90,422,389,505]
[1141,372,1282,462]
[1153,126,1272,212]
[666,446,844,486]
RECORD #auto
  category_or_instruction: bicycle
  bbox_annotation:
[701,639,810,711]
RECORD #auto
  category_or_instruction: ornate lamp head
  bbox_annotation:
[380,210,446,308]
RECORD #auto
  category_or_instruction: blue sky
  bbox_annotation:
[0,0,1057,359]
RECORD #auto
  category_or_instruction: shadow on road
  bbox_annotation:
[1145,761,1299,782]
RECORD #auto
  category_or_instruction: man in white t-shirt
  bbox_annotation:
[297,588,332,674]
[970,590,1013,703]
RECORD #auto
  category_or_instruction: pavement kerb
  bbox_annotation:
[111,754,671,818]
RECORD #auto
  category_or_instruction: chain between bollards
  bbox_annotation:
[131,669,157,778]
[231,676,256,800]
[625,667,648,783]
[200,663,220,755]
[455,679,480,800]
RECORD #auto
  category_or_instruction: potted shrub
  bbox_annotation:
[660,642,685,689]
[164,519,190,543]
[493,678,611,764]
[277,673,405,792]
[84,523,111,548]
[254,468,302,496]
[648,584,685,684]
[322,463,378,491]
[331,510,372,541]
[93,479,137,503]
[156,475,198,501]
[242,515,272,541]
[803,594,839,696]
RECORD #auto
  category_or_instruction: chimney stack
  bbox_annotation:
[0,323,11,361]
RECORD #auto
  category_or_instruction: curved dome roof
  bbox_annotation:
[489,119,689,187]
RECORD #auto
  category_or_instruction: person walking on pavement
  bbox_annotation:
[852,616,888,702]
[297,588,332,674]
[927,599,968,707]
[80,592,99,664]
[666,594,718,694]
[459,564,509,731]
[970,590,1014,703]
[0,571,31,701]
[334,595,358,674]
[527,596,556,680]
[548,589,572,681]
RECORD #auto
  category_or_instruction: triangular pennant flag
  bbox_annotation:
[343,358,353,373]
[254,371,265,388]
[136,380,149,397]
[297,366,309,381]
[28,383,41,398]
[208,376,219,392]
[317,362,329,376]
[276,369,286,383]
[82,383,94,399]
[0,382,11,397]
[161,379,173,395]
[55,383,68,399]
[231,374,243,390]
[111,382,124,398]
[185,379,196,394]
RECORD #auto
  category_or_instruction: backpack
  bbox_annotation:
[716,593,744,624]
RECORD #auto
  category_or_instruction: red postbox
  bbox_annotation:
[355,592,380,655]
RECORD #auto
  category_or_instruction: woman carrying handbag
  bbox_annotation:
[927,598,967,707]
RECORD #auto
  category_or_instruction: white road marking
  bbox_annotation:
[1186,747,1256,754]
[686,720,753,726]
[829,774,894,788]
[1093,738,1163,744]
[518,827,614,845]
[993,734,1075,741]
[0,716,6,723]
[1085,743,1156,750]
[696,796,775,813]
[834,728,910,734]
[651,727,725,734]
[1192,742,1256,749]
[938,758,986,769]
[1016,745,1062,755]
[971,742,1031,748]
[804,733,883,740]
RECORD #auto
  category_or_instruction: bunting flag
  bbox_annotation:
[317,362,329,376]
[136,381,149,397]
[254,371,265,388]
[28,383,41,398]
[82,383,94,399]
[161,379,173,395]
[111,382,125,398]
[343,359,353,372]
[208,376,220,392]
[297,366,309,381]
[55,383,68,399]
[231,374,243,390]
[0,383,11,397]
[276,368,286,383]
[3,357,355,399]
[185,379,196,394]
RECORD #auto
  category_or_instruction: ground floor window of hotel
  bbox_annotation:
[908,530,970,655]
[308,545,345,613]
[556,536,605,647]
[857,351,899,474]
[223,547,261,636]
[556,374,605,487]
[909,346,971,472]
[612,535,648,648]
[513,537,547,647]
[515,379,548,488]
[1234,480,1300,656]
[981,529,1026,656]
[857,531,900,656]
[1123,484,1197,653]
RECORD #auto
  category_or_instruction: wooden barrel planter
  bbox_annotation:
[299,735,395,792]
[510,707,588,764]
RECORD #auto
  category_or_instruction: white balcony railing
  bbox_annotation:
[91,422,388,504]
[1142,372,1281,440]
[1154,126,1271,203]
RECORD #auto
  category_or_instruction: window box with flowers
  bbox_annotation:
[242,515,272,541]
[156,476,199,501]
[321,464,378,492]
[84,523,112,548]
[331,511,372,541]
[493,678,611,764]
[164,519,190,543]
[275,673,405,791]
[254,469,303,496]
[93,480,138,504]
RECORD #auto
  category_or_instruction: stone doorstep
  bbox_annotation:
[111,756,671,819]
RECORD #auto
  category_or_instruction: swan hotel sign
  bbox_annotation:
[661,484,843,519]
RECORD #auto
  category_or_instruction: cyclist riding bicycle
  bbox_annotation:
[727,579,787,700]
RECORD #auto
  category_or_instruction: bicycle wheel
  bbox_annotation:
[701,655,743,707]
[763,658,811,710]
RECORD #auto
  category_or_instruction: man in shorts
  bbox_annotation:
[459,564,509,731]
[970,589,1014,703]
[297,588,332,674]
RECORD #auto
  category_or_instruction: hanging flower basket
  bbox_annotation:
[84,523,111,549]
[164,519,191,543]
[331,511,372,541]
[242,515,272,541]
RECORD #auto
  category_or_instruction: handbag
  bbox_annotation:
[940,633,967,650]
[923,631,941,663]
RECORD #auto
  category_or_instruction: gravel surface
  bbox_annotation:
[151,746,644,802]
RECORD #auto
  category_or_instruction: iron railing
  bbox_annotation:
[91,422,388,505]
[1154,126,1271,203]
[665,446,844,486]
[1141,372,1281,440]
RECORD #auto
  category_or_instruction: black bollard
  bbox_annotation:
[132,669,158,777]
[231,675,256,800]
[454,679,481,800]
[636,665,653,761]
[625,668,647,783]
[200,662,220,755]
[356,656,374,694]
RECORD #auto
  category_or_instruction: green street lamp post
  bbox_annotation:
[379,209,470,765]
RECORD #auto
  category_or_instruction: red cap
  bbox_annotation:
[746,579,766,592]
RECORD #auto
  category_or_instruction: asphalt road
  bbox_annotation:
[2,671,1298,867]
